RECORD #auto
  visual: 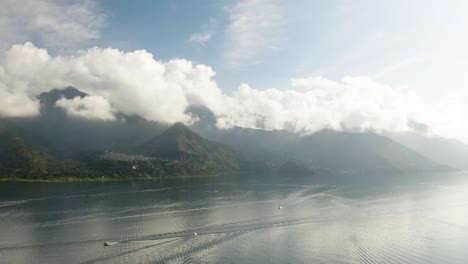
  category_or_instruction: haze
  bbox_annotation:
[1,0,468,142]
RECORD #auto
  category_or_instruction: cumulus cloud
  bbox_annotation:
[0,84,39,118]
[215,77,426,134]
[0,42,223,123]
[56,95,116,121]
[225,0,284,67]
[189,32,212,45]
[1,42,468,142]
[0,0,106,51]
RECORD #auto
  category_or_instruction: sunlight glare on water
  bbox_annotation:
[1,173,468,263]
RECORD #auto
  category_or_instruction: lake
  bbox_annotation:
[1,172,468,263]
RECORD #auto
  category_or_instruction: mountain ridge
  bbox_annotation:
[139,122,244,170]
[0,87,456,180]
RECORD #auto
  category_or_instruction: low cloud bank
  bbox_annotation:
[0,42,466,142]
[56,95,116,121]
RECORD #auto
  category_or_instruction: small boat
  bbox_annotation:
[103,241,118,246]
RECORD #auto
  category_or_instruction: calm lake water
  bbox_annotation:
[1,172,468,264]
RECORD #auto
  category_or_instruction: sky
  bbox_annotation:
[1,0,468,142]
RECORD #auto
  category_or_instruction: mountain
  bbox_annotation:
[0,126,49,179]
[189,106,446,173]
[3,87,169,156]
[139,122,244,170]
[38,86,88,118]
[0,88,245,180]
[278,160,315,176]
[0,87,456,180]
[197,126,446,173]
[297,130,444,173]
[0,122,242,180]
[387,132,468,170]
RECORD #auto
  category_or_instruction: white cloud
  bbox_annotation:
[0,42,223,123]
[189,32,212,45]
[0,0,106,51]
[1,42,468,142]
[0,83,39,118]
[225,0,283,67]
[214,77,427,135]
[56,95,116,121]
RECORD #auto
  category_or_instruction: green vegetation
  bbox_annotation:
[2,87,444,182]
[0,130,49,179]
[0,123,243,182]
[139,122,245,170]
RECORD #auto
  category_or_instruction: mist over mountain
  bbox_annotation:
[197,125,444,174]
[3,42,468,144]
[387,132,468,170]
[0,87,455,180]
[188,106,447,173]
[1,2,468,179]
[2,87,170,157]
[3,2,468,263]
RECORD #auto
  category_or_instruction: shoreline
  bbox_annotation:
[0,174,219,183]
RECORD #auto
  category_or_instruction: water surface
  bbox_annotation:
[1,172,468,263]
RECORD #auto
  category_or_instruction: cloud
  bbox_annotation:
[0,42,223,123]
[1,42,468,142]
[56,95,116,121]
[0,84,39,118]
[225,0,284,67]
[214,77,427,135]
[0,0,106,51]
[189,32,212,45]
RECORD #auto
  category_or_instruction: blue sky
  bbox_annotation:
[3,0,466,96]
[1,0,468,141]
[84,0,468,97]
[93,0,338,90]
